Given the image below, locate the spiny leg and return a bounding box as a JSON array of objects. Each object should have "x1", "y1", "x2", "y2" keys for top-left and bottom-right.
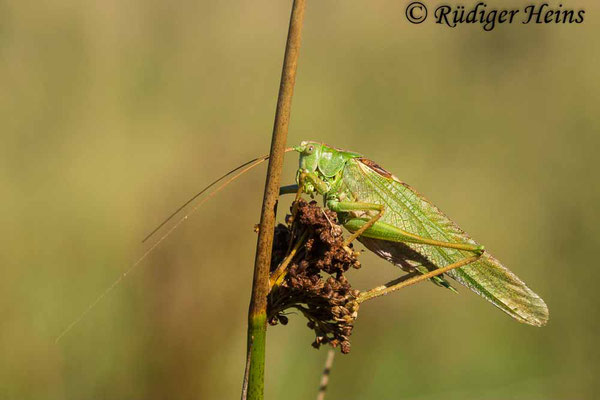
[
  {"x1": 357, "y1": 254, "x2": 483, "y2": 303},
  {"x1": 278, "y1": 174, "x2": 316, "y2": 260},
  {"x1": 344, "y1": 218, "x2": 485, "y2": 255},
  {"x1": 279, "y1": 171, "x2": 321, "y2": 228},
  {"x1": 281, "y1": 172, "x2": 330, "y2": 251}
]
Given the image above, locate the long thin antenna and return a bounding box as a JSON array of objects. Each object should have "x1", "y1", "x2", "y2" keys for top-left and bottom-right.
[
  {"x1": 142, "y1": 155, "x2": 267, "y2": 243},
  {"x1": 56, "y1": 149, "x2": 295, "y2": 343}
]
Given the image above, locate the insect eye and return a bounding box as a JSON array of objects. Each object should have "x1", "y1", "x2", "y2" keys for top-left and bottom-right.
[{"x1": 307, "y1": 145, "x2": 315, "y2": 154}]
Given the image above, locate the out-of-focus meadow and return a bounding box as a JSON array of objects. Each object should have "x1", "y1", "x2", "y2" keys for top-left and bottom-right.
[{"x1": 2, "y1": 1, "x2": 599, "y2": 399}]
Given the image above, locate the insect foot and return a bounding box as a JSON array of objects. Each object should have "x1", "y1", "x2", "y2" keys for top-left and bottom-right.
[
  {"x1": 343, "y1": 245, "x2": 361, "y2": 263},
  {"x1": 268, "y1": 200, "x2": 361, "y2": 354}
]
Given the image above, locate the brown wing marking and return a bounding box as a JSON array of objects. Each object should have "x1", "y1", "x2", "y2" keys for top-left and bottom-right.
[{"x1": 357, "y1": 158, "x2": 393, "y2": 179}]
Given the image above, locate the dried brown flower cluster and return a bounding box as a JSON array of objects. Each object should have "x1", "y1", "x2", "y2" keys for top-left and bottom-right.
[{"x1": 267, "y1": 200, "x2": 361, "y2": 354}]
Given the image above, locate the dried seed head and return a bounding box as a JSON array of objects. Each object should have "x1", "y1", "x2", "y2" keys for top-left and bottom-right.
[{"x1": 267, "y1": 200, "x2": 360, "y2": 354}]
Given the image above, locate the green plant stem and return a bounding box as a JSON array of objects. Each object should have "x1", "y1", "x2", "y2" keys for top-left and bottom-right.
[{"x1": 243, "y1": 1, "x2": 306, "y2": 399}]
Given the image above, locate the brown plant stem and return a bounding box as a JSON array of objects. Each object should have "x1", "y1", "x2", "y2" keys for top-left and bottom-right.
[
  {"x1": 316, "y1": 349, "x2": 335, "y2": 400},
  {"x1": 243, "y1": 1, "x2": 307, "y2": 399}
]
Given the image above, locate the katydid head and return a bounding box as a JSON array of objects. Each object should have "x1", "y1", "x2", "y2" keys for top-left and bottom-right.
[
  {"x1": 294, "y1": 140, "x2": 321, "y2": 173},
  {"x1": 294, "y1": 141, "x2": 361, "y2": 195}
]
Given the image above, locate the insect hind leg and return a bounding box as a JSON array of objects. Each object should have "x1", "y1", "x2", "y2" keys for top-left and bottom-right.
[
  {"x1": 343, "y1": 218, "x2": 485, "y2": 255},
  {"x1": 357, "y1": 254, "x2": 482, "y2": 303}
]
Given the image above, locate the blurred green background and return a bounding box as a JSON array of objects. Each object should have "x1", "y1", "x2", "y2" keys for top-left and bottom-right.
[{"x1": 2, "y1": 0, "x2": 599, "y2": 399}]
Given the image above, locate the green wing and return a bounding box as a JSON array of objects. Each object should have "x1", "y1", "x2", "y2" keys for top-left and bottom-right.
[{"x1": 339, "y1": 158, "x2": 548, "y2": 326}]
